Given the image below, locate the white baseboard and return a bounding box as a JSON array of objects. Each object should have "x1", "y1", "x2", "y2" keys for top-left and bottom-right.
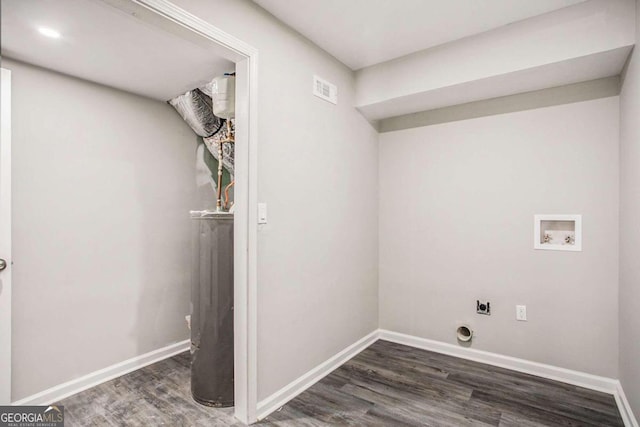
[
  {"x1": 12, "y1": 339, "x2": 190, "y2": 406},
  {"x1": 615, "y1": 381, "x2": 640, "y2": 427},
  {"x1": 256, "y1": 330, "x2": 380, "y2": 420},
  {"x1": 379, "y1": 329, "x2": 618, "y2": 393},
  {"x1": 380, "y1": 329, "x2": 639, "y2": 427},
  {"x1": 12, "y1": 329, "x2": 638, "y2": 427}
]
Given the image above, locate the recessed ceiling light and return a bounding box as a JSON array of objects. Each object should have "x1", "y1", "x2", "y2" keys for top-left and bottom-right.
[{"x1": 38, "y1": 27, "x2": 61, "y2": 39}]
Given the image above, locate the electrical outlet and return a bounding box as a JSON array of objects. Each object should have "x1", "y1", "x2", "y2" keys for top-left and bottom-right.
[
  {"x1": 516, "y1": 305, "x2": 527, "y2": 321},
  {"x1": 476, "y1": 300, "x2": 490, "y2": 315}
]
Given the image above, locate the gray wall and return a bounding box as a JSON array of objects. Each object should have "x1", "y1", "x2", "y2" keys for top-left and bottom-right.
[
  {"x1": 378, "y1": 77, "x2": 621, "y2": 133},
  {"x1": 5, "y1": 59, "x2": 197, "y2": 400},
  {"x1": 379, "y1": 97, "x2": 620, "y2": 377},
  {"x1": 619, "y1": 0, "x2": 640, "y2": 417},
  {"x1": 170, "y1": 0, "x2": 379, "y2": 401}
]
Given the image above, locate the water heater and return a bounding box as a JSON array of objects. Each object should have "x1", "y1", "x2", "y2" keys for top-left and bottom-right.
[{"x1": 211, "y1": 74, "x2": 236, "y2": 120}]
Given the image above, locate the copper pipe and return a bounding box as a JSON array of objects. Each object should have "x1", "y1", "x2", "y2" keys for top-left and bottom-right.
[
  {"x1": 216, "y1": 140, "x2": 224, "y2": 211},
  {"x1": 215, "y1": 120, "x2": 235, "y2": 212},
  {"x1": 224, "y1": 180, "x2": 235, "y2": 210}
]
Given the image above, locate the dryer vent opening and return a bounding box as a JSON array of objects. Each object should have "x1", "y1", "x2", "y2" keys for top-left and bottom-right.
[{"x1": 457, "y1": 325, "x2": 473, "y2": 342}]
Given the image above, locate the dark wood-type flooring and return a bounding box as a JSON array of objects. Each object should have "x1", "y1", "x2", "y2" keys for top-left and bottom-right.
[{"x1": 58, "y1": 340, "x2": 624, "y2": 426}]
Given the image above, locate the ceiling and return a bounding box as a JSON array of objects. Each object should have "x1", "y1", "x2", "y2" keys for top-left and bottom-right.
[
  {"x1": 0, "y1": 0, "x2": 235, "y2": 101},
  {"x1": 253, "y1": 0, "x2": 587, "y2": 70}
]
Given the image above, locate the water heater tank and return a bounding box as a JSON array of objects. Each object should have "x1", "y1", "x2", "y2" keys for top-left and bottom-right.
[
  {"x1": 190, "y1": 211, "x2": 234, "y2": 407},
  {"x1": 211, "y1": 74, "x2": 236, "y2": 120}
]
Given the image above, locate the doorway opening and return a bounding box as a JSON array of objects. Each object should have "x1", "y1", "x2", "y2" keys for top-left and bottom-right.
[{"x1": 0, "y1": 0, "x2": 258, "y2": 423}]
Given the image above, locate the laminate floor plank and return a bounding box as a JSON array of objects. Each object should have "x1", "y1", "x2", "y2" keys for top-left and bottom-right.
[
  {"x1": 447, "y1": 371, "x2": 620, "y2": 421},
  {"x1": 340, "y1": 358, "x2": 474, "y2": 400},
  {"x1": 446, "y1": 368, "x2": 622, "y2": 426},
  {"x1": 498, "y1": 410, "x2": 553, "y2": 427},
  {"x1": 339, "y1": 382, "x2": 498, "y2": 427},
  {"x1": 333, "y1": 367, "x2": 481, "y2": 422},
  {"x1": 57, "y1": 352, "x2": 241, "y2": 427},
  {"x1": 267, "y1": 341, "x2": 623, "y2": 427},
  {"x1": 58, "y1": 339, "x2": 624, "y2": 426},
  {"x1": 469, "y1": 389, "x2": 611, "y2": 427}
]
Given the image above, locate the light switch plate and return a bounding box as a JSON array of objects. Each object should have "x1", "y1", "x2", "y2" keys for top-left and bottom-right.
[
  {"x1": 516, "y1": 305, "x2": 527, "y2": 321},
  {"x1": 258, "y1": 203, "x2": 267, "y2": 224}
]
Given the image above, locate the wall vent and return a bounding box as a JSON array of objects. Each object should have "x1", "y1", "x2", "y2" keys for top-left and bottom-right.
[{"x1": 313, "y1": 75, "x2": 337, "y2": 105}]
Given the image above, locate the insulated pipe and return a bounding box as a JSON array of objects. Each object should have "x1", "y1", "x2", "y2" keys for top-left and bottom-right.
[
  {"x1": 216, "y1": 121, "x2": 234, "y2": 212},
  {"x1": 224, "y1": 180, "x2": 235, "y2": 210}
]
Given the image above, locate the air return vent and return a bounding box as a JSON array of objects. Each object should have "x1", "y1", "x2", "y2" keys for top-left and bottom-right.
[{"x1": 313, "y1": 75, "x2": 337, "y2": 105}]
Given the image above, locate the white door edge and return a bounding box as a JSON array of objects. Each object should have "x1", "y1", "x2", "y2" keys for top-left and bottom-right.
[{"x1": 0, "y1": 67, "x2": 13, "y2": 405}]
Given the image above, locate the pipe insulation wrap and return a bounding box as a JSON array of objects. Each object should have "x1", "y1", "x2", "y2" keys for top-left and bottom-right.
[{"x1": 169, "y1": 88, "x2": 224, "y2": 138}]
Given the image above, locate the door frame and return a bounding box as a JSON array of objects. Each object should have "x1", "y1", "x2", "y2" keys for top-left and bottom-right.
[
  {"x1": 102, "y1": 1, "x2": 259, "y2": 423},
  {"x1": 0, "y1": 67, "x2": 13, "y2": 405}
]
